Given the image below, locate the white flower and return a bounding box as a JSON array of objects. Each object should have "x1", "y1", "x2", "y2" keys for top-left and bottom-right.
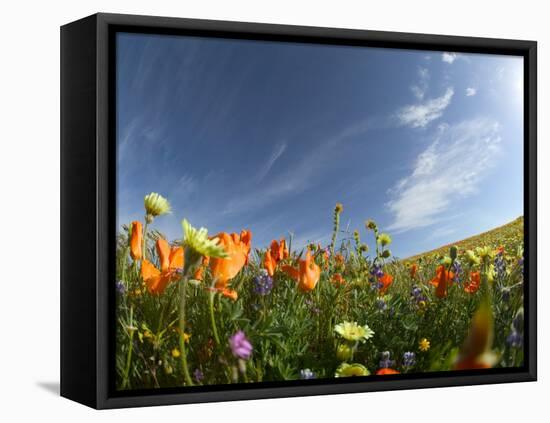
[
  {"x1": 334, "y1": 321, "x2": 374, "y2": 343},
  {"x1": 181, "y1": 219, "x2": 227, "y2": 258},
  {"x1": 144, "y1": 192, "x2": 171, "y2": 217}
]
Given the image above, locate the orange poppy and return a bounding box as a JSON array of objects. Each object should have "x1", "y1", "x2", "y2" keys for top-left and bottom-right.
[
  {"x1": 263, "y1": 250, "x2": 277, "y2": 277},
  {"x1": 270, "y1": 239, "x2": 289, "y2": 262},
  {"x1": 240, "y1": 229, "x2": 252, "y2": 264},
  {"x1": 410, "y1": 263, "x2": 418, "y2": 279},
  {"x1": 263, "y1": 238, "x2": 289, "y2": 276},
  {"x1": 321, "y1": 249, "x2": 330, "y2": 270},
  {"x1": 220, "y1": 287, "x2": 238, "y2": 301},
  {"x1": 332, "y1": 273, "x2": 345, "y2": 286},
  {"x1": 378, "y1": 273, "x2": 393, "y2": 294},
  {"x1": 141, "y1": 238, "x2": 184, "y2": 295},
  {"x1": 281, "y1": 251, "x2": 321, "y2": 292},
  {"x1": 464, "y1": 271, "x2": 481, "y2": 294},
  {"x1": 376, "y1": 368, "x2": 400, "y2": 375},
  {"x1": 193, "y1": 256, "x2": 210, "y2": 281},
  {"x1": 430, "y1": 265, "x2": 455, "y2": 298},
  {"x1": 210, "y1": 231, "x2": 250, "y2": 289},
  {"x1": 334, "y1": 253, "x2": 345, "y2": 269},
  {"x1": 130, "y1": 221, "x2": 143, "y2": 260}
]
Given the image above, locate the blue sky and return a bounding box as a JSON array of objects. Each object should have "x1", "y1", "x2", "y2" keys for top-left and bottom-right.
[{"x1": 116, "y1": 33, "x2": 524, "y2": 258}]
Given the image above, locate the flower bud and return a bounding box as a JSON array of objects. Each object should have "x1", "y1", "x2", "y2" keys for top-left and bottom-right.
[
  {"x1": 381, "y1": 249, "x2": 391, "y2": 259},
  {"x1": 336, "y1": 343, "x2": 353, "y2": 361},
  {"x1": 365, "y1": 219, "x2": 378, "y2": 231},
  {"x1": 465, "y1": 250, "x2": 480, "y2": 266},
  {"x1": 450, "y1": 245, "x2": 458, "y2": 260}
]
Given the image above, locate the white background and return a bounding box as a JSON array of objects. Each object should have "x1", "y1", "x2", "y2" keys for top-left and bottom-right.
[{"x1": 0, "y1": 0, "x2": 547, "y2": 421}]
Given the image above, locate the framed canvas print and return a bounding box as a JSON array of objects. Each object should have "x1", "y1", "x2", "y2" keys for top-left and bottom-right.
[{"x1": 60, "y1": 13, "x2": 537, "y2": 409}]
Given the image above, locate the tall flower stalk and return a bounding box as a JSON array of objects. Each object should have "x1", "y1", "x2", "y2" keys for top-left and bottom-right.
[
  {"x1": 121, "y1": 306, "x2": 135, "y2": 389},
  {"x1": 178, "y1": 275, "x2": 193, "y2": 386},
  {"x1": 179, "y1": 219, "x2": 228, "y2": 380},
  {"x1": 330, "y1": 203, "x2": 343, "y2": 256}
]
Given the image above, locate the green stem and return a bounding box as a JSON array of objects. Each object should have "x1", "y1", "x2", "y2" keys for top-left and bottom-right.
[
  {"x1": 178, "y1": 278, "x2": 193, "y2": 386},
  {"x1": 122, "y1": 306, "x2": 135, "y2": 389},
  {"x1": 158, "y1": 289, "x2": 176, "y2": 333},
  {"x1": 209, "y1": 290, "x2": 221, "y2": 345},
  {"x1": 142, "y1": 220, "x2": 149, "y2": 261}
]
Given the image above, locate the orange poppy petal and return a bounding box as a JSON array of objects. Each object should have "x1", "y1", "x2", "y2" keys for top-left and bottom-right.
[
  {"x1": 210, "y1": 232, "x2": 247, "y2": 287},
  {"x1": 263, "y1": 250, "x2": 276, "y2": 276},
  {"x1": 130, "y1": 221, "x2": 143, "y2": 260},
  {"x1": 156, "y1": 238, "x2": 171, "y2": 272},
  {"x1": 376, "y1": 368, "x2": 400, "y2": 375},
  {"x1": 169, "y1": 246, "x2": 184, "y2": 270},
  {"x1": 221, "y1": 288, "x2": 238, "y2": 301},
  {"x1": 141, "y1": 259, "x2": 161, "y2": 280},
  {"x1": 281, "y1": 264, "x2": 300, "y2": 281},
  {"x1": 149, "y1": 273, "x2": 175, "y2": 295},
  {"x1": 298, "y1": 251, "x2": 321, "y2": 291}
]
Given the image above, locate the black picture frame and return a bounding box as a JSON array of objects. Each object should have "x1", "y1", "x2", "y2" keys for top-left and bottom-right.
[{"x1": 60, "y1": 12, "x2": 537, "y2": 409}]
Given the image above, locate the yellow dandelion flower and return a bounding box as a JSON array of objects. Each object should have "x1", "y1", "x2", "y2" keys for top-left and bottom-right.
[
  {"x1": 171, "y1": 348, "x2": 181, "y2": 358},
  {"x1": 419, "y1": 338, "x2": 431, "y2": 352}
]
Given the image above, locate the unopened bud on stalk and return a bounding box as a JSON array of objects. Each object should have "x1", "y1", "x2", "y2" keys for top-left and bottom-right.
[{"x1": 450, "y1": 245, "x2": 458, "y2": 260}]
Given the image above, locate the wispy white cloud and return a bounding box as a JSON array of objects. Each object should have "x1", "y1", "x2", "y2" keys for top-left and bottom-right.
[
  {"x1": 386, "y1": 118, "x2": 501, "y2": 233},
  {"x1": 465, "y1": 87, "x2": 477, "y2": 97},
  {"x1": 256, "y1": 142, "x2": 287, "y2": 182},
  {"x1": 222, "y1": 118, "x2": 373, "y2": 216},
  {"x1": 410, "y1": 67, "x2": 430, "y2": 100},
  {"x1": 442, "y1": 52, "x2": 458, "y2": 64},
  {"x1": 396, "y1": 87, "x2": 454, "y2": 128}
]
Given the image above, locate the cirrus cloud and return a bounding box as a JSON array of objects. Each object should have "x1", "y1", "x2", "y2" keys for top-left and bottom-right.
[
  {"x1": 386, "y1": 118, "x2": 502, "y2": 233},
  {"x1": 396, "y1": 87, "x2": 454, "y2": 128}
]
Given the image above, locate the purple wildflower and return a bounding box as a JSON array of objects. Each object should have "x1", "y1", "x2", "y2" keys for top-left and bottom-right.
[
  {"x1": 193, "y1": 368, "x2": 204, "y2": 383},
  {"x1": 116, "y1": 280, "x2": 126, "y2": 295},
  {"x1": 305, "y1": 298, "x2": 320, "y2": 314},
  {"x1": 506, "y1": 330, "x2": 523, "y2": 348},
  {"x1": 452, "y1": 260, "x2": 463, "y2": 284},
  {"x1": 300, "y1": 369, "x2": 316, "y2": 380},
  {"x1": 411, "y1": 285, "x2": 426, "y2": 304},
  {"x1": 494, "y1": 252, "x2": 506, "y2": 280},
  {"x1": 229, "y1": 330, "x2": 253, "y2": 360},
  {"x1": 370, "y1": 264, "x2": 384, "y2": 279},
  {"x1": 376, "y1": 298, "x2": 388, "y2": 311},
  {"x1": 403, "y1": 351, "x2": 416, "y2": 367},
  {"x1": 379, "y1": 351, "x2": 395, "y2": 369},
  {"x1": 253, "y1": 270, "x2": 273, "y2": 295},
  {"x1": 411, "y1": 285, "x2": 422, "y2": 298}
]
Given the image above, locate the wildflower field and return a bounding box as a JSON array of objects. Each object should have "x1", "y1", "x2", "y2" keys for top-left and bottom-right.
[{"x1": 115, "y1": 194, "x2": 525, "y2": 390}]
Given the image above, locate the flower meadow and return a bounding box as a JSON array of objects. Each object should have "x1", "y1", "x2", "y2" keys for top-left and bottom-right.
[{"x1": 115, "y1": 193, "x2": 525, "y2": 390}]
